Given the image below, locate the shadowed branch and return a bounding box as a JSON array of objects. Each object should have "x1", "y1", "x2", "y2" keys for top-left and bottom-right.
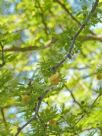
[{"x1": 51, "y1": 0, "x2": 99, "y2": 72}]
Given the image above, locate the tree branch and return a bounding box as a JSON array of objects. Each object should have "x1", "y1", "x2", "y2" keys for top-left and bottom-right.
[
  {"x1": 3, "y1": 38, "x2": 56, "y2": 52},
  {"x1": 1, "y1": 34, "x2": 101, "y2": 53},
  {"x1": 54, "y1": 0, "x2": 95, "y2": 35},
  {"x1": 51, "y1": 0, "x2": 99, "y2": 72},
  {"x1": 80, "y1": 34, "x2": 102, "y2": 42}
]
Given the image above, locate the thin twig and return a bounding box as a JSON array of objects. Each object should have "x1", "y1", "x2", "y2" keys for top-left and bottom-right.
[
  {"x1": 91, "y1": 94, "x2": 101, "y2": 107},
  {"x1": 82, "y1": 127, "x2": 98, "y2": 132},
  {"x1": 64, "y1": 84, "x2": 82, "y2": 109},
  {"x1": 74, "y1": 92, "x2": 101, "y2": 127},
  {"x1": 54, "y1": 0, "x2": 80, "y2": 25},
  {"x1": 82, "y1": 71, "x2": 98, "y2": 79},
  {"x1": 51, "y1": 0, "x2": 99, "y2": 72},
  {"x1": 15, "y1": 85, "x2": 55, "y2": 136},
  {"x1": 37, "y1": 114, "x2": 47, "y2": 132},
  {"x1": 54, "y1": 0, "x2": 95, "y2": 35},
  {"x1": 0, "y1": 108, "x2": 8, "y2": 132},
  {"x1": 37, "y1": 1, "x2": 49, "y2": 35},
  {"x1": 0, "y1": 44, "x2": 5, "y2": 67},
  {"x1": 74, "y1": 114, "x2": 85, "y2": 126},
  {"x1": 69, "y1": 65, "x2": 90, "y2": 70}
]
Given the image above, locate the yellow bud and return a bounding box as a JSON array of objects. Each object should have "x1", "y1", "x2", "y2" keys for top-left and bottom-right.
[
  {"x1": 96, "y1": 73, "x2": 102, "y2": 80},
  {"x1": 48, "y1": 72, "x2": 60, "y2": 85},
  {"x1": 21, "y1": 95, "x2": 30, "y2": 104},
  {"x1": 49, "y1": 119, "x2": 57, "y2": 126}
]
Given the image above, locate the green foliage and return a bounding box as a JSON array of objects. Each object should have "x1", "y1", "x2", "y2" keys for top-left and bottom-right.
[{"x1": 0, "y1": 0, "x2": 102, "y2": 136}]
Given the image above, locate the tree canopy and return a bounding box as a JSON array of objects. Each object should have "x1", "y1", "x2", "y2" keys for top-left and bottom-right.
[{"x1": 0, "y1": 0, "x2": 102, "y2": 136}]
